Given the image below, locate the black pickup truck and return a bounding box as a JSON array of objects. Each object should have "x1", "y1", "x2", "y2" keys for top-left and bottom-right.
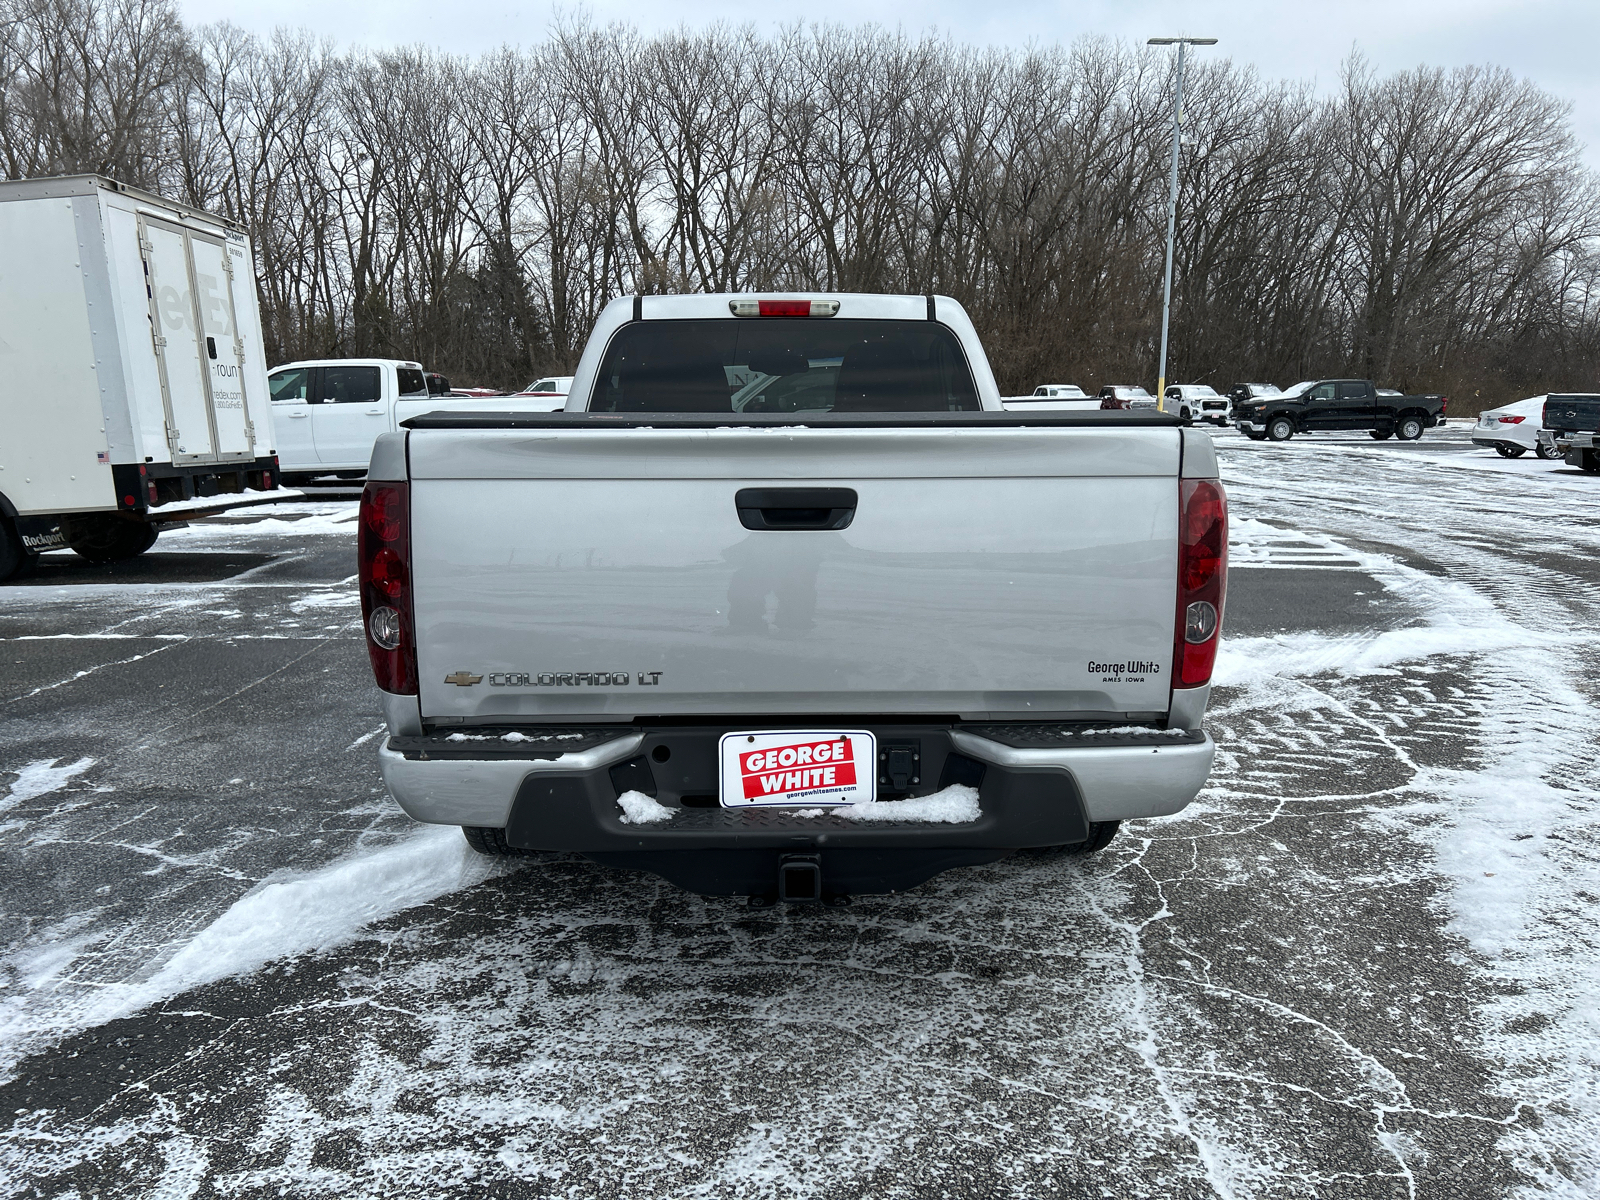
[
  {"x1": 1233, "y1": 379, "x2": 1447, "y2": 442},
  {"x1": 1539, "y1": 394, "x2": 1600, "y2": 472}
]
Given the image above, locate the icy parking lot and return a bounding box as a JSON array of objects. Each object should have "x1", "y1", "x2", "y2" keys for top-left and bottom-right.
[{"x1": 2, "y1": 431, "x2": 1599, "y2": 1199}]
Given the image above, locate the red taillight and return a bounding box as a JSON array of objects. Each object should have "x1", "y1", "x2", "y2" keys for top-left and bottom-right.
[
  {"x1": 1499, "y1": 415, "x2": 1525, "y2": 424},
  {"x1": 370, "y1": 547, "x2": 406, "y2": 598},
  {"x1": 147, "y1": 482, "x2": 158, "y2": 505},
  {"x1": 1174, "y1": 478, "x2": 1228, "y2": 689},
  {"x1": 1440, "y1": 396, "x2": 1449, "y2": 415},
  {"x1": 759, "y1": 300, "x2": 810, "y2": 316},
  {"x1": 358, "y1": 481, "x2": 417, "y2": 695}
]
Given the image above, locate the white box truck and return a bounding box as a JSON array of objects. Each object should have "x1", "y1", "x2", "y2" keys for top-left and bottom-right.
[{"x1": 0, "y1": 174, "x2": 293, "y2": 580}]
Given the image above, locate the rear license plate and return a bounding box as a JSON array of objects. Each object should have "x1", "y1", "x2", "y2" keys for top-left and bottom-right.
[{"x1": 718, "y1": 730, "x2": 877, "y2": 808}]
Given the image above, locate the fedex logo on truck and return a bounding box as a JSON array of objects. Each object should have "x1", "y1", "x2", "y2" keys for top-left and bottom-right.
[{"x1": 740, "y1": 736, "x2": 858, "y2": 801}]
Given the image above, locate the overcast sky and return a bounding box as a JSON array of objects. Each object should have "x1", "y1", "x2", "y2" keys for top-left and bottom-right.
[{"x1": 178, "y1": 0, "x2": 1600, "y2": 166}]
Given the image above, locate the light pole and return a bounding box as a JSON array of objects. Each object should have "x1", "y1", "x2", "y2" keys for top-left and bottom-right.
[{"x1": 1148, "y1": 36, "x2": 1216, "y2": 412}]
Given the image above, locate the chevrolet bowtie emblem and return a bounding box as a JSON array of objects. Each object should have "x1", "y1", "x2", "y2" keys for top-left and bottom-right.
[{"x1": 444, "y1": 672, "x2": 483, "y2": 687}]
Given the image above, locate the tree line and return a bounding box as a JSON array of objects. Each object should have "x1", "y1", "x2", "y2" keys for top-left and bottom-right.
[{"x1": 4, "y1": 0, "x2": 1599, "y2": 406}]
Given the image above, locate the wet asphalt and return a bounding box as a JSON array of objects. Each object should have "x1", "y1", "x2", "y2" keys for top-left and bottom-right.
[{"x1": 1, "y1": 432, "x2": 1597, "y2": 1198}]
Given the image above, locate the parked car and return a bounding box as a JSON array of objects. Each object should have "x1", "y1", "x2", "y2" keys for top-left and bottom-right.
[
  {"x1": 366, "y1": 292, "x2": 1223, "y2": 902},
  {"x1": 1165, "y1": 384, "x2": 1227, "y2": 425},
  {"x1": 1, "y1": 175, "x2": 286, "y2": 581},
  {"x1": 1538, "y1": 394, "x2": 1600, "y2": 471},
  {"x1": 1233, "y1": 379, "x2": 1447, "y2": 442},
  {"x1": 1473, "y1": 396, "x2": 1561, "y2": 459},
  {"x1": 1001, "y1": 384, "x2": 1097, "y2": 411},
  {"x1": 1098, "y1": 385, "x2": 1158, "y2": 411}
]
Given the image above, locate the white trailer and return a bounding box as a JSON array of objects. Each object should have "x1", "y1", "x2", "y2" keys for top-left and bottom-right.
[{"x1": 0, "y1": 175, "x2": 293, "y2": 580}]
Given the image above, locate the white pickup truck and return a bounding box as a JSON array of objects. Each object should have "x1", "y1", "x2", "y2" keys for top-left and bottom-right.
[
  {"x1": 269, "y1": 359, "x2": 575, "y2": 477},
  {"x1": 268, "y1": 359, "x2": 437, "y2": 478},
  {"x1": 361, "y1": 293, "x2": 1226, "y2": 903}
]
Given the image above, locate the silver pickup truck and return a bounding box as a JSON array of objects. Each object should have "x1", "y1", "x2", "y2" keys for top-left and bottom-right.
[{"x1": 360, "y1": 293, "x2": 1226, "y2": 903}]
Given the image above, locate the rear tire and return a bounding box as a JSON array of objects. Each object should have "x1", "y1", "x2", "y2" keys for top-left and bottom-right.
[
  {"x1": 60, "y1": 516, "x2": 158, "y2": 563},
  {"x1": 1536, "y1": 443, "x2": 1561, "y2": 460},
  {"x1": 1494, "y1": 444, "x2": 1526, "y2": 458},
  {"x1": 1266, "y1": 417, "x2": 1295, "y2": 442},
  {"x1": 1369, "y1": 429, "x2": 1393, "y2": 440},
  {"x1": 1396, "y1": 415, "x2": 1425, "y2": 441},
  {"x1": 1065, "y1": 821, "x2": 1121, "y2": 854},
  {"x1": 1032, "y1": 821, "x2": 1121, "y2": 856},
  {"x1": 0, "y1": 518, "x2": 30, "y2": 582},
  {"x1": 462, "y1": 826, "x2": 538, "y2": 857}
]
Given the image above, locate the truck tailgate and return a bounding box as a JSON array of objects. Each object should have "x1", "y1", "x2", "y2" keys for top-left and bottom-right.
[{"x1": 408, "y1": 425, "x2": 1181, "y2": 721}]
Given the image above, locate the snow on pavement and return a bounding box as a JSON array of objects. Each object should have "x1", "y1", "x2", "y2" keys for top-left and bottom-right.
[
  {"x1": 1217, "y1": 443, "x2": 1600, "y2": 1197},
  {"x1": 0, "y1": 822, "x2": 513, "y2": 1078},
  {"x1": 1, "y1": 757, "x2": 96, "y2": 809},
  {"x1": 1, "y1": 454, "x2": 1598, "y2": 1197}
]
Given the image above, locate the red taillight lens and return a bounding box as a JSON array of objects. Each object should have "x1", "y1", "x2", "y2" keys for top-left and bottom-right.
[
  {"x1": 759, "y1": 300, "x2": 810, "y2": 316},
  {"x1": 1174, "y1": 478, "x2": 1228, "y2": 688},
  {"x1": 1440, "y1": 396, "x2": 1449, "y2": 415},
  {"x1": 1499, "y1": 415, "x2": 1525, "y2": 424},
  {"x1": 370, "y1": 547, "x2": 406, "y2": 598},
  {"x1": 358, "y1": 481, "x2": 417, "y2": 695},
  {"x1": 363, "y1": 485, "x2": 405, "y2": 541}
]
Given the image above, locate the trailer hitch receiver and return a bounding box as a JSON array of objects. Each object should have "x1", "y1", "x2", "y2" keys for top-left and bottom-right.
[{"x1": 778, "y1": 854, "x2": 821, "y2": 902}]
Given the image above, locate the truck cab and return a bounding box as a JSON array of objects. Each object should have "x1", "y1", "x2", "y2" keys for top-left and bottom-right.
[{"x1": 268, "y1": 359, "x2": 431, "y2": 475}]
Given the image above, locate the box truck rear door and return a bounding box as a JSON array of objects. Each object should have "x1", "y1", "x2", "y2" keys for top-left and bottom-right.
[
  {"x1": 141, "y1": 216, "x2": 218, "y2": 462},
  {"x1": 189, "y1": 234, "x2": 254, "y2": 459}
]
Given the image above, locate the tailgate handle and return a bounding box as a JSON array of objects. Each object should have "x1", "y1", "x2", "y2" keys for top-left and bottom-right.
[{"x1": 736, "y1": 487, "x2": 856, "y2": 531}]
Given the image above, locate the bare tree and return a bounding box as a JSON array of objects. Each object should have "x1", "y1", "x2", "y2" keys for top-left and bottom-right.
[
  {"x1": 0, "y1": 0, "x2": 190, "y2": 185},
  {"x1": 10, "y1": 14, "x2": 1598, "y2": 399}
]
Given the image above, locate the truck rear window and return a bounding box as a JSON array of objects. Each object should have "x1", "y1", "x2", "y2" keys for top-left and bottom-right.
[{"x1": 590, "y1": 319, "x2": 981, "y2": 413}]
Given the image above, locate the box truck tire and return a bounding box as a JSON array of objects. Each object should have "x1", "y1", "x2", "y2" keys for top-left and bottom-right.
[
  {"x1": 0, "y1": 519, "x2": 29, "y2": 582},
  {"x1": 60, "y1": 515, "x2": 158, "y2": 563}
]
